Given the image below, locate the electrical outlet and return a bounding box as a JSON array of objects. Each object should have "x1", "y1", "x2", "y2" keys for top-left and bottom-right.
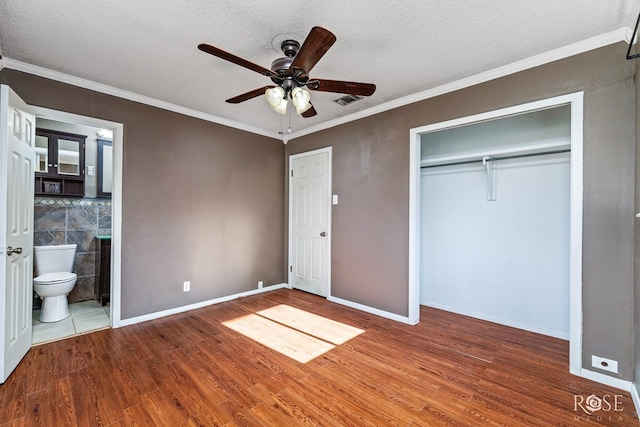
[
  {"x1": 183, "y1": 281, "x2": 190, "y2": 292},
  {"x1": 258, "y1": 280, "x2": 264, "y2": 289},
  {"x1": 591, "y1": 355, "x2": 618, "y2": 373}
]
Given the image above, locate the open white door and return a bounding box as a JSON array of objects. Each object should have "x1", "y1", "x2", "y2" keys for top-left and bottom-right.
[
  {"x1": 0, "y1": 85, "x2": 35, "y2": 383},
  {"x1": 289, "y1": 148, "x2": 331, "y2": 297}
]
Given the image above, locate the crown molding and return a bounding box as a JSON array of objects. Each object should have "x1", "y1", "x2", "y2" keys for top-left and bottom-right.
[
  {"x1": 286, "y1": 27, "x2": 629, "y2": 141},
  {"x1": 1, "y1": 58, "x2": 282, "y2": 140},
  {"x1": 0, "y1": 27, "x2": 630, "y2": 143}
]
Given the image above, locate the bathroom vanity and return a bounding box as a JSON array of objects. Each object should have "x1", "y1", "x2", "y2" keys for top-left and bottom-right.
[{"x1": 95, "y1": 236, "x2": 111, "y2": 306}]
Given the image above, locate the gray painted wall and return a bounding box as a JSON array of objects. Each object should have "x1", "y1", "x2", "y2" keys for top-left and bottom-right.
[
  {"x1": 287, "y1": 42, "x2": 636, "y2": 380},
  {"x1": 0, "y1": 69, "x2": 286, "y2": 319}
]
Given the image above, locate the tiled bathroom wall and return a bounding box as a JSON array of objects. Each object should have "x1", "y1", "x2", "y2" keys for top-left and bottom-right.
[{"x1": 34, "y1": 197, "x2": 112, "y2": 305}]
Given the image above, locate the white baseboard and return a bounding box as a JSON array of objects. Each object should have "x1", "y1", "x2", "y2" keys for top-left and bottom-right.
[
  {"x1": 118, "y1": 284, "x2": 288, "y2": 327},
  {"x1": 579, "y1": 370, "x2": 638, "y2": 418},
  {"x1": 421, "y1": 300, "x2": 569, "y2": 340},
  {"x1": 328, "y1": 295, "x2": 416, "y2": 325},
  {"x1": 631, "y1": 383, "x2": 640, "y2": 421},
  {"x1": 579, "y1": 368, "x2": 632, "y2": 392}
]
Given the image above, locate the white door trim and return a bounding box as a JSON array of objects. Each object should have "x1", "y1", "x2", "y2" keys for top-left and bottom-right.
[
  {"x1": 30, "y1": 107, "x2": 124, "y2": 329},
  {"x1": 409, "y1": 91, "x2": 584, "y2": 374},
  {"x1": 288, "y1": 147, "x2": 332, "y2": 297}
]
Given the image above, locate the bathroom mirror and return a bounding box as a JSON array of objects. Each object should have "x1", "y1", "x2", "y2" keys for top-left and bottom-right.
[
  {"x1": 97, "y1": 139, "x2": 112, "y2": 198},
  {"x1": 34, "y1": 134, "x2": 49, "y2": 173},
  {"x1": 57, "y1": 138, "x2": 81, "y2": 176}
]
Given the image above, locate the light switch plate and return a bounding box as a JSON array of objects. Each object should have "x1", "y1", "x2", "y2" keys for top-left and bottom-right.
[{"x1": 332, "y1": 195, "x2": 338, "y2": 205}]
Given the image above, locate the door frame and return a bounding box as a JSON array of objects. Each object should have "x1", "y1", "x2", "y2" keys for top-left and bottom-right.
[
  {"x1": 288, "y1": 147, "x2": 333, "y2": 297},
  {"x1": 409, "y1": 92, "x2": 584, "y2": 375},
  {"x1": 30, "y1": 106, "x2": 124, "y2": 328}
]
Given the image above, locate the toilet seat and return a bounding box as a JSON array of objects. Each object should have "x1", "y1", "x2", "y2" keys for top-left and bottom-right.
[{"x1": 34, "y1": 272, "x2": 77, "y2": 285}]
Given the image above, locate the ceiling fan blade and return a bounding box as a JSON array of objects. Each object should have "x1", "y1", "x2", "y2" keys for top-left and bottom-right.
[
  {"x1": 301, "y1": 103, "x2": 317, "y2": 118},
  {"x1": 198, "y1": 43, "x2": 277, "y2": 78},
  {"x1": 308, "y1": 79, "x2": 376, "y2": 96},
  {"x1": 226, "y1": 86, "x2": 274, "y2": 104},
  {"x1": 290, "y1": 27, "x2": 336, "y2": 74}
]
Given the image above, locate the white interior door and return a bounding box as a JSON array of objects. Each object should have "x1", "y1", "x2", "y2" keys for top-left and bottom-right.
[
  {"x1": 0, "y1": 85, "x2": 35, "y2": 383},
  {"x1": 289, "y1": 148, "x2": 331, "y2": 297}
]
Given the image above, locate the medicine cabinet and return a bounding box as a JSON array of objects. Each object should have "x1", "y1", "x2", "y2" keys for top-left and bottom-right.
[{"x1": 34, "y1": 128, "x2": 86, "y2": 196}]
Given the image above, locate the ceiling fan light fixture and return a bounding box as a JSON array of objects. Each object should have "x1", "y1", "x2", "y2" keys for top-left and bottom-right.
[
  {"x1": 265, "y1": 86, "x2": 285, "y2": 108},
  {"x1": 276, "y1": 99, "x2": 288, "y2": 114},
  {"x1": 291, "y1": 87, "x2": 312, "y2": 114},
  {"x1": 271, "y1": 97, "x2": 288, "y2": 114}
]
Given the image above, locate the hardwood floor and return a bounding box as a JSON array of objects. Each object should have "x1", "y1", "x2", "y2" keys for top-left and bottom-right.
[{"x1": 0, "y1": 289, "x2": 637, "y2": 426}]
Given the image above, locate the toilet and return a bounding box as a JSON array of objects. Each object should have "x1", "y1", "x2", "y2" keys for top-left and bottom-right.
[{"x1": 33, "y1": 244, "x2": 78, "y2": 323}]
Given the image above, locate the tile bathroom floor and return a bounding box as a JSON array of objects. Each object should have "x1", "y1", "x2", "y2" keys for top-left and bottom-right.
[{"x1": 32, "y1": 300, "x2": 110, "y2": 345}]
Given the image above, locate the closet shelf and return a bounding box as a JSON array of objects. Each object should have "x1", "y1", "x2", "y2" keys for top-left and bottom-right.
[{"x1": 420, "y1": 140, "x2": 570, "y2": 168}]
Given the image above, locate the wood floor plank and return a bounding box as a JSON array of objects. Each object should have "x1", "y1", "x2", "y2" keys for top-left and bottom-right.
[
  {"x1": 121, "y1": 388, "x2": 190, "y2": 426},
  {"x1": 299, "y1": 372, "x2": 390, "y2": 427},
  {"x1": 321, "y1": 350, "x2": 431, "y2": 411},
  {"x1": 68, "y1": 365, "x2": 129, "y2": 426},
  {"x1": 262, "y1": 371, "x2": 380, "y2": 427},
  {"x1": 24, "y1": 376, "x2": 76, "y2": 427},
  {"x1": 189, "y1": 342, "x2": 264, "y2": 409},
  {"x1": 215, "y1": 399, "x2": 262, "y2": 427},
  {"x1": 309, "y1": 361, "x2": 426, "y2": 426},
  {"x1": 0, "y1": 289, "x2": 637, "y2": 426},
  {"x1": 247, "y1": 383, "x2": 312, "y2": 426},
  {"x1": 163, "y1": 349, "x2": 230, "y2": 407},
  {"x1": 0, "y1": 365, "x2": 25, "y2": 424}
]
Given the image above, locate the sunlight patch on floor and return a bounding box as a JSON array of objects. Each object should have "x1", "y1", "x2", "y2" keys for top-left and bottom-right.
[
  {"x1": 221, "y1": 304, "x2": 365, "y2": 363},
  {"x1": 257, "y1": 304, "x2": 365, "y2": 345},
  {"x1": 222, "y1": 313, "x2": 334, "y2": 363}
]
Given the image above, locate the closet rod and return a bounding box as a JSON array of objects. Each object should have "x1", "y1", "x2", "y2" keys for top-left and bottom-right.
[{"x1": 420, "y1": 149, "x2": 571, "y2": 169}]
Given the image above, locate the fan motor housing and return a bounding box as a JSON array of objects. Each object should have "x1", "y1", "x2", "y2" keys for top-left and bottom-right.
[
  {"x1": 270, "y1": 58, "x2": 309, "y2": 88},
  {"x1": 271, "y1": 38, "x2": 300, "y2": 73},
  {"x1": 280, "y1": 39, "x2": 300, "y2": 57},
  {"x1": 271, "y1": 57, "x2": 293, "y2": 73}
]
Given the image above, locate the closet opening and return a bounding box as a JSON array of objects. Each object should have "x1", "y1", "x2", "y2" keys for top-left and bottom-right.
[{"x1": 408, "y1": 92, "x2": 584, "y2": 374}]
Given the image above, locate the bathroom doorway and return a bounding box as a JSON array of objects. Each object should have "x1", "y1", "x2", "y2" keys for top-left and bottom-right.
[
  {"x1": 32, "y1": 118, "x2": 113, "y2": 343},
  {"x1": 29, "y1": 107, "x2": 123, "y2": 344}
]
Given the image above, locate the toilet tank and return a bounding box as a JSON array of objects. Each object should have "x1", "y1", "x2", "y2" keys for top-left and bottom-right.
[{"x1": 34, "y1": 244, "x2": 77, "y2": 275}]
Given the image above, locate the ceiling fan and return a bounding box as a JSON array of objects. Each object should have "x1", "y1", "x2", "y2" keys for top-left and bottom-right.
[{"x1": 198, "y1": 26, "x2": 376, "y2": 118}]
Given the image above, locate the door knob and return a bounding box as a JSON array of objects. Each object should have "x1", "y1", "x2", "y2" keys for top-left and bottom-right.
[
  {"x1": 7, "y1": 246, "x2": 22, "y2": 256},
  {"x1": 320, "y1": 232, "x2": 327, "y2": 237}
]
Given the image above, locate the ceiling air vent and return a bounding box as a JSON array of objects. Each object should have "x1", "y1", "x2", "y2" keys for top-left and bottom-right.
[{"x1": 334, "y1": 94, "x2": 363, "y2": 106}]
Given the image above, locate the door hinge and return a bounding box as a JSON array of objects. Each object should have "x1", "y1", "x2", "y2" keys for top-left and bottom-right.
[
  {"x1": 290, "y1": 170, "x2": 293, "y2": 177},
  {"x1": 289, "y1": 266, "x2": 293, "y2": 272}
]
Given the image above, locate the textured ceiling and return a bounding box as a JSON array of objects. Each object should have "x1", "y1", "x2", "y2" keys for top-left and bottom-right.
[{"x1": 0, "y1": 1, "x2": 638, "y2": 139}]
